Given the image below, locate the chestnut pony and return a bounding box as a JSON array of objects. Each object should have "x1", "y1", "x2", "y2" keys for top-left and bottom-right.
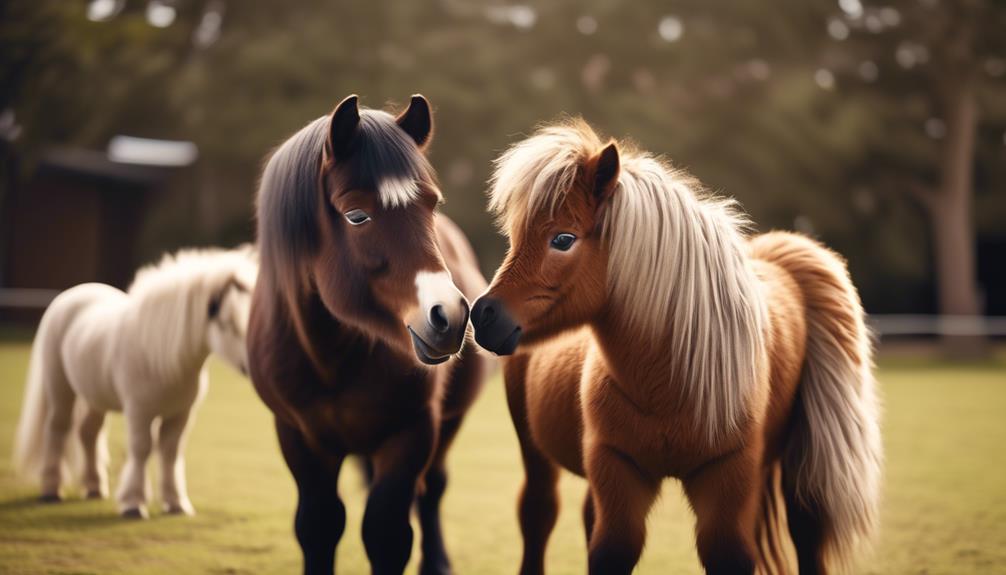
[
  {"x1": 249, "y1": 95, "x2": 487, "y2": 575},
  {"x1": 471, "y1": 120, "x2": 882, "y2": 574}
]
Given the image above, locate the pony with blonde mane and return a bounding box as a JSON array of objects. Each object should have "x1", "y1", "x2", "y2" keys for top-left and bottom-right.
[
  {"x1": 471, "y1": 119, "x2": 882, "y2": 574},
  {"x1": 14, "y1": 246, "x2": 258, "y2": 518}
]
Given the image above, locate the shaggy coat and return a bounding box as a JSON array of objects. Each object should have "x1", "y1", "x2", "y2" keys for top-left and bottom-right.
[
  {"x1": 14, "y1": 247, "x2": 257, "y2": 518},
  {"x1": 471, "y1": 120, "x2": 882, "y2": 574}
]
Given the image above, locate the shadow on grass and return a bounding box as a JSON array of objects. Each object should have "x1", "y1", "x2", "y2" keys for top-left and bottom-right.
[
  {"x1": 41, "y1": 511, "x2": 126, "y2": 530},
  {"x1": 0, "y1": 494, "x2": 48, "y2": 511},
  {"x1": 0, "y1": 495, "x2": 124, "y2": 530}
]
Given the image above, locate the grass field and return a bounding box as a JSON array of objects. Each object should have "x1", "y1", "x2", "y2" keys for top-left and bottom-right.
[{"x1": 0, "y1": 341, "x2": 1004, "y2": 574}]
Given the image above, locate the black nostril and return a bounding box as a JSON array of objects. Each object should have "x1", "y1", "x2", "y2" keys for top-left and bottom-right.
[
  {"x1": 470, "y1": 296, "x2": 520, "y2": 355},
  {"x1": 471, "y1": 297, "x2": 497, "y2": 330},
  {"x1": 429, "y1": 304, "x2": 450, "y2": 333}
]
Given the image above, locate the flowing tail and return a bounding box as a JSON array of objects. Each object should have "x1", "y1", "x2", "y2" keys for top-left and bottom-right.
[
  {"x1": 14, "y1": 301, "x2": 100, "y2": 489},
  {"x1": 753, "y1": 231, "x2": 883, "y2": 572},
  {"x1": 14, "y1": 310, "x2": 58, "y2": 481}
]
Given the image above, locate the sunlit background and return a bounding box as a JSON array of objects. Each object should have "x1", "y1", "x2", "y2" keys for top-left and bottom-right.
[
  {"x1": 3, "y1": 0, "x2": 1005, "y2": 323},
  {"x1": 1, "y1": 1, "x2": 1004, "y2": 573}
]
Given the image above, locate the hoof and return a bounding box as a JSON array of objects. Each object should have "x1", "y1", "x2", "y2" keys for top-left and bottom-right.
[
  {"x1": 164, "y1": 503, "x2": 195, "y2": 516},
  {"x1": 38, "y1": 493, "x2": 61, "y2": 504},
  {"x1": 419, "y1": 559, "x2": 453, "y2": 575},
  {"x1": 85, "y1": 489, "x2": 106, "y2": 500},
  {"x1": 120, "y1": 506, "x2": 149, "y2": 520}
]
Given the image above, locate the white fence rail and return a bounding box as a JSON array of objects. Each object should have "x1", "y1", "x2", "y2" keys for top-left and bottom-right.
[
  {"x1": 2, "y1": 288, "x2": 1005, "y2": 338},
  {"x1": 869, "y1": 315, "x2": 1006, "y2": 337},
  {"x1": 0, "y1": 289, "x2": 61, "y2": 310}
]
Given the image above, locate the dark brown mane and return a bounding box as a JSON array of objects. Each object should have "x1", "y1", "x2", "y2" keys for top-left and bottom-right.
[{"x1": 256, "y1": 115, "x2": 327, "y2": 306}]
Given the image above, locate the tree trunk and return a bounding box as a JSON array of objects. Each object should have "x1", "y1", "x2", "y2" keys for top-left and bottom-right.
[{"x1": 931, "y1": 74, "x2": 984, "y2": 355}]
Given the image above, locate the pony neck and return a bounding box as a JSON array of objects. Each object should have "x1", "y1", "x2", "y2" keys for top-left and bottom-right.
[
  {"x1": 282, "y1": 289, "x2": 377, "y2": 380},
  {"x1": 180, "y1": 310, "x2": 213, "y2": 378},
  {"x1": 589, "y1": 306, "x2": 680, "y2": 411}
]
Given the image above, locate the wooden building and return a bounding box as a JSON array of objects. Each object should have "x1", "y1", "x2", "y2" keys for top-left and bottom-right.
[{"x1": 0, "y1": 139, "x2": 195, "y2": 322}]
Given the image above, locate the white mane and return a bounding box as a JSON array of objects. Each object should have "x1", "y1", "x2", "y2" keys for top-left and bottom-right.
[
  {"x1": 127, "y1": 246, "x2": 258, "y2": 380},
  {"x1": 490, "y1": 120, "x2": 769, "y2": 441}
]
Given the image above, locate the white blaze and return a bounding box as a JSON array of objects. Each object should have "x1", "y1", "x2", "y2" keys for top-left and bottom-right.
[
  {"x1": 414, "y1": 270, "x2": 465, "y2": 325},
  {"x1": 379, "y1": 176, "x2": 420, "y2": 208}
]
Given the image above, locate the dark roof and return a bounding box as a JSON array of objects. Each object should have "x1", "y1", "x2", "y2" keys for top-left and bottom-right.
[{"x1": 38, "y1": 147, "x2": 178, "y2": 188}]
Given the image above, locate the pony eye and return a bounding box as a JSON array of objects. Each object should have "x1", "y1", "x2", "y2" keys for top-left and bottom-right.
[
  {"x1": 550, "y1": 233, "x2": 577, "y2": 251},
  {"x1": 344, "y1": 209, "x2": 371, "y2": 225}
]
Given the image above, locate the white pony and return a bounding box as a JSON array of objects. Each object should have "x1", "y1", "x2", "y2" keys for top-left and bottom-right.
[{"x1": 14, "y1": 246, "x2": 258, "y2": 518}]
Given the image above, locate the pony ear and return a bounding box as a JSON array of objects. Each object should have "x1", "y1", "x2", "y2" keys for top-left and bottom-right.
[
  {"x1": 328, "y1": 94, "x2": 360, "y2": 159},
  {"x1": 589, "y1": 141, "x2": 620, "y2": 202},
  {"x1": 396, "y1": 94, "x2": 433, "y2": 148}
]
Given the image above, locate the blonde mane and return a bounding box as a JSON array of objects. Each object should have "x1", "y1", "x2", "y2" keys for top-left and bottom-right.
[
  {"x1": 489, "y1": 119, "x2": 769, "y2": 441},
  {"x1": 127, "y1": 246, "x2": 258, "y2": 380}
]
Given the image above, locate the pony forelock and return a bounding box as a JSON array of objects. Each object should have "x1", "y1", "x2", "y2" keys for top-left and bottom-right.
[
  {"x1": 489, "y1": 118, "x2": 601, "y2": 233},
  {"x1": 357, "y1": 111, "x2": 433, "y2": 209},
  {"x1": 490, "y1": 119, "x2": 769, "y2": 442}
]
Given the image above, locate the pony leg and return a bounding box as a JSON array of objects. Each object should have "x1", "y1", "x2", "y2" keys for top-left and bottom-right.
[
  {"x1": 582, "y1": 490, "x2": 596, "y2": 545},
  {"x1": 40, "y1": 378, "x2": 76, "y2": 502},
  {"x1": 515, "y1": 449, "x2": 559, "y2": 575},
  {"x1": 77, "y1": 405, "x2": 108, "y2": 499},
  {"x1": 781, "y1": 467, "x2": 828, "y2": 575},
  {"x1": 504, "y1": 357, "x2": 560, "y2": 575},
  {"x1": 276, "y1": 418, "x2": 345, "y2": 575},
  {"x1": 159, "y1": 409, "x2": 195, "y2": 515},
  {"x1": 417, "y1": 415, "x2": 463, "y2": 575},
  {"x1": 682, "y1": 448, "x2": 762, "y2": 575},
  {"x1": 363, "y1": 409, "x2": 437, "y2": 575},
  {"x1": 584, "y1": 443, "x2": 660, "y2": 575},
  {"x1": 116, "y1": 410, "x2": 154, "y2": 518}
]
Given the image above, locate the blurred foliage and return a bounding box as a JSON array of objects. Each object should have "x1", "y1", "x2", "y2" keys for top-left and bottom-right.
[{"x1": 1, "y1": 0, "x2": 1005, "y2": 312}]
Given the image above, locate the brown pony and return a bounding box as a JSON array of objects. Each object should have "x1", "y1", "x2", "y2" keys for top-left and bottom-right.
[
  {"x1": 471, "y1": 120, "x2": 882, "y2": 574},
  {"x1": 248, "y1": 95, "x2": 487, "y2": 575}
]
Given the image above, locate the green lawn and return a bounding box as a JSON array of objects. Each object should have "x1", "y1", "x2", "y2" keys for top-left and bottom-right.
[{"x1": 0, "y1": 341, "x2": 1004, "y2": 574}]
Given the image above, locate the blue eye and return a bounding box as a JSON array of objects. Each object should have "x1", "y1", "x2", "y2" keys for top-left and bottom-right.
[
  {"x1": 345, "y1": 209, "x2": 371, "y2": 225},
  {"x1": 550, "y1": 233, "x2": 577, "y2": 251}
]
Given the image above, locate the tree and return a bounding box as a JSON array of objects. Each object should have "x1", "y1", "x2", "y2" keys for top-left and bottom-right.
[
  {"x1": 2, "y1": 0, "x2": 1003, "y2": 326},
  {"x1": 823, "y1": 0, "x2": 1006, "y2": 351}
]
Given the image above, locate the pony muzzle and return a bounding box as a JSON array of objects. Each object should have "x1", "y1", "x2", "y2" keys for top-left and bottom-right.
[
  {"x1": 470, "y1": 295, "x2": 522, "y2": 356},
  {"x1": 407, "y1": 271, "x2": 470, "y2": 365}
]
